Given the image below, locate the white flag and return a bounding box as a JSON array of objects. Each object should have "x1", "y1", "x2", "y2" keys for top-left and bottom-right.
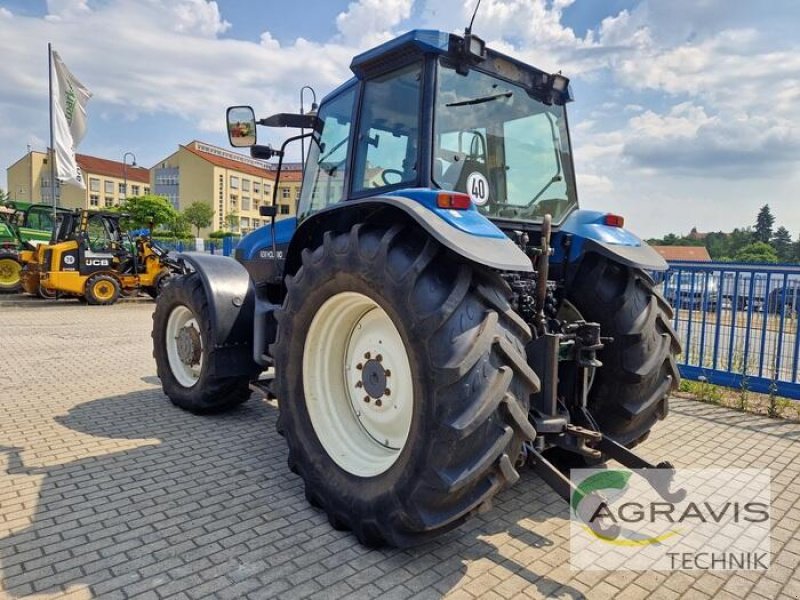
[{"x1": 51, "y1": 49, "x2": 92, "y2": 188}]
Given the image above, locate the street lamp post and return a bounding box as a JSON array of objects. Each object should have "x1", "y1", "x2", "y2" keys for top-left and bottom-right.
[
  {"x1": 299, "y1": 86, "x2": 317, "y2": 173},
  {"x1": 122, "y1": 151, "x2": 137, "y2": 204}
]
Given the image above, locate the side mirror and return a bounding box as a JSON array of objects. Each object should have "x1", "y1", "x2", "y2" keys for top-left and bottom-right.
[
  {"x1": 259, "y1": 205, "x2": 278, "y2": 218},
  {"x1": 226, "y1": 106, "x2": 257, "y2": 147}
]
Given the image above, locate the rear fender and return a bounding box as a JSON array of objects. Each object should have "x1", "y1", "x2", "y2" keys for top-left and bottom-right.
[
  {"x1": 285, "y1": 193, "x2": 532, "y2": 277},
  {"x1": 552, "y1": 210, "x2": 667, "y2": 273},
  {"x1": 176, "y1": 252, "x2": 261, "y2": 377}
]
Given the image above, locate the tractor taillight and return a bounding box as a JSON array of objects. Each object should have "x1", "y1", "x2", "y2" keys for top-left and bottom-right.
[
  {"x1": 604, "y1": 214, "x2": 625, "y2": 227},
  {"x1": 436, "y1": 192, "x2": 471, "y2": 210}
]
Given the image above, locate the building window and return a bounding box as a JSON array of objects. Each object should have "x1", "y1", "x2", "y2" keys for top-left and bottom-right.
[
  {"x1": 144, "y1": 187, "x2": 150, "y2": 194},
  {"x1": 41, "y1": 177, "x2": 49, "y2": 188},
  {"x1": 242, "y1": 179, "x2": 250, "y2": 192},
  {"x1": 131, "y1": 185, "x2": 140, "y2": 196},
  {"x1": 295, "y1": 188, "x2": 301, "y2": 200},
  {"x1": 281, "y1": 187, "x2": 290, "y2": 199},
  {"x1": 105, "y1": 196, "x2": 114, "y2": 207},
  {"x1": 240, "y1": 217, "x2": 250, "y2": 229},
  {"x1": 230, "y1": 176, "x2": 239, "y2": 189},
  {"x1": 104, "y1": 180, "x2": 114, "y2": 194},
  {"x1": 89, "y1": 178, "x2": 100, "y2": 192},
  {"x1": 280, "y1": 204, "x2": 290, "y2": 215},
  {"x1": 90, "y1": 194, "x2": 99, "y2": 207},
  {"x1": 119, "y1": 183, "x2": 126, "y2": 196},
  {"x1": 253, "y1": 182, "x2": 260, "y2": 195},
  {"x1": 252, "y1": 219, "x2": 260, "y2": 228},
  {"x1": 230, "y1": 194, "x2": 238, "y2": 209},
  {"x1": 242, "y1": 197, "x2": 251, "y2": 211}
]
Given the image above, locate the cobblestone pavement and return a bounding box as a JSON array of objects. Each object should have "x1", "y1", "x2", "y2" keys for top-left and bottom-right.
[{"x1": 1, "y1": 301, "x2": 799, "y2": 600}]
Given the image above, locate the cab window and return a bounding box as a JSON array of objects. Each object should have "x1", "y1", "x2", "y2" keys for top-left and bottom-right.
[
  {"x1": 352, "y1": 63, "x2": 422, "y2": 193},
  {"x1": 298, "y1": 86, "x2": 356, "y2": 219}
]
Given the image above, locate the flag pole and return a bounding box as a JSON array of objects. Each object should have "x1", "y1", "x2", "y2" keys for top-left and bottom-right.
[{"x1": 48, "y1": 43, "x2": 57, "y2": 221}]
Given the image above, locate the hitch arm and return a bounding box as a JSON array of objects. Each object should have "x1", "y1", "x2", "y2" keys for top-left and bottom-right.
[{"x1": 597, "y1": 436, "x2": 686, "y2": 503}]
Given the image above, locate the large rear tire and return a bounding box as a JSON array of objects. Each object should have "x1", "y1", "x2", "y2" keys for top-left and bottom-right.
[
  {"x1": 152, "y1": 273, "x2": 251, "y2": 413},
  {"x1": 272, "y1": 224, "x2": 539, "y2": 547},
  {"x1": 567, "y1": 254, "x2": 681, "y2": 446}
]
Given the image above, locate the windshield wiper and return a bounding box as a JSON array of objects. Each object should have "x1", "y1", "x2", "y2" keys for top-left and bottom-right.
[{"x1": 446, "y1": 91, "x2": 512, "y2": 107}]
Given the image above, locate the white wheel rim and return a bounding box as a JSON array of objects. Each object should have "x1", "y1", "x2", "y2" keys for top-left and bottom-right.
[
  {"x1": 165, "y1": 305, "x2": 204, "y2": 388},
  {"x1": 303, "y1": 292, "x2": 414, "y2": 477}
]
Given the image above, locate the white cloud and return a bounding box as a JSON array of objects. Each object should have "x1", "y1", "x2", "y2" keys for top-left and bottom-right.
[
  {"x1": 336, "y1": 0, "x2": 412, "y2": 46},
  {"x1": 168, "y1": 0, "x2": 231, "y2": 37}
]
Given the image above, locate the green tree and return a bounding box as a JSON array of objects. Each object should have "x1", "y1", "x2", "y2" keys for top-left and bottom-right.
[
  {"x1": 182, "y1": 202, "x2": 215, "y2": 236},
  {"x1": 704, "y1": 231, "x2": 731, "y2": 261},
  {"x1": 735, "y1": 241, "x2": 778, "y2": 264},
  {"x1": 165, "y1": 213, "x2": 191, "y2": 238},
  {"x1": 754, "y1": 204, "x2": 774, "y2": 243},
  {"x1": 771, "y1": 226, "x2": 793, "y2": 262},
  {"x1": 225, "y1": 210, "x2": 240, "y2": 232},
  {"x1": 117, "y1": 194, "x2": 177, "y2": 230},
  {"x1": 0, "y1": 187, "x2": 7, "y2": 205}
]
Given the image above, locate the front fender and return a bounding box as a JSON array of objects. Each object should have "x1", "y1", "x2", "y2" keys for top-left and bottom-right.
[
  {"x1": 177, "y1": 252, "x2": 260, "y2": 377},
  {"x1": 286, "y1": 191, "x2": 532, "y2": 276},
  {"x1": 552, "y1": 210, "x2": 667, "y2": 272}
]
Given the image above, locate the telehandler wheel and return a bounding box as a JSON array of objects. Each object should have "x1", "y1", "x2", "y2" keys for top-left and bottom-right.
[
  {"x1": 0, "y1": 251, "x2": 22, "y2": 293},
  {"x1": 85, "y1": 274, "x2": 121, "y2": 305},
  {"x1": 152, "y1": 273, "x2": 251, "y2": 413},
  {"x1": 567, "y1": 254, "x2": 681, "y2": 447},
  {"x1": 272, "y1": 224, "x2": 539, "y2": 547}
]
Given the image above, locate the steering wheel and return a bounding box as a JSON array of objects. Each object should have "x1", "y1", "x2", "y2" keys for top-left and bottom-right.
[{"x1": 381, "y1": 169, "x2": 404, "y2": 186}]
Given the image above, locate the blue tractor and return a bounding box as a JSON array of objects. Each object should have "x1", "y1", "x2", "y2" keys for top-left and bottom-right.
[{"x1": 152, "y1": 29, "x2": 681, "y2": 547}]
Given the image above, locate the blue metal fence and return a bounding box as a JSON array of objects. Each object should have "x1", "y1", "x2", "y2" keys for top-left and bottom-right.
[
  {"x1": 662, "y1": 261, "x2": 800, "y2": 399},
  {"x1": 153, "y1": 237, "x2": 238, "y2": 257}
]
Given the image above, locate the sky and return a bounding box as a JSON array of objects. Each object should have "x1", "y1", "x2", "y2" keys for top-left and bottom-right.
[{"x1": 0, "y1": 0, "x2": 798, "y2": 239}]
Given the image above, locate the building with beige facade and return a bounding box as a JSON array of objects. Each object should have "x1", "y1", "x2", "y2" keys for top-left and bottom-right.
[
  {"x1": 151, "y1": 141, "x2": 302, "y2": 235},
  {"x1": 6, "y1": 150, "x2": 150, "y2": 210}
]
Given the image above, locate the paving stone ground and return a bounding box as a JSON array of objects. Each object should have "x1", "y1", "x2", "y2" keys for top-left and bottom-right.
[{"x1": 1, "y1": 300, "x2": 799, "y2": 600}]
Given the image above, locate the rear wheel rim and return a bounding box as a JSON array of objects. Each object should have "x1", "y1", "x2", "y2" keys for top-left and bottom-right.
[
  {"x1": 165, "y1": 305, "x2": 203, "y2": 388},
  {"x1": 303, "y1": 291, "x2": 414, "y2": 477},
  {"x1": 0, "y1": 257, "x2": 21, "y2": 288}
]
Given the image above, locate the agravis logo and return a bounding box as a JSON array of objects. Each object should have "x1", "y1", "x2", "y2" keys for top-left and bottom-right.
[
  {"x1": 570, "y1": 468, "x2": 771, "y2": 571},
  {"x1": 571, "y1": 469, "x2": 683, "y2": 546}
]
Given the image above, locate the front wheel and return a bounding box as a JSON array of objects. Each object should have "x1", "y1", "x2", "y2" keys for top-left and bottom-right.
[
  {"x1": 0, "y1": 252, "x2": 22, "y2": 293},
  {"x1": 567, "y1": 254, "x2": 681, "y2": 446},
  {"x1": 85, "y1": 274, "x2": 121, "y2": 305},
  {"x1": 152, "y1": 273, "x2": 251, "y2": 413},
  {"x1": 272, "y1": 225, "x2": 539, "y2": 547}
]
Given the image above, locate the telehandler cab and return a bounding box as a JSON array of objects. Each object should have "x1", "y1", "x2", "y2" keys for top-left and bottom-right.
[
  {"x1": 21, "y1": 209, "x2": 179, "y2": 304},
  {"x1": 153, "y1": 29, "x2": 681, "y2": 547}
]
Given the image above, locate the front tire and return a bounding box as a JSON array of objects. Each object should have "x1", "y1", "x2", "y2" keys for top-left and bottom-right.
[
  {"x1": 272, "y1": 225, "x2": 539, "y2": 547},
  {"x1": 152, "y1": 273, "x2": 251, "y2": 413},
  {"x1": 0, "y1": 251, "x2": 22, "y2": 293},
  {"x1": 567, "y1": 254, "x2": 681, "y2": 446},
  {"x1": 85, "y1": 273, "x2": 121, "y2": 305}
]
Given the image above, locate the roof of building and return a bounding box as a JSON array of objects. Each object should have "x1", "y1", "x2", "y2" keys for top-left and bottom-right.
[
  {"x1": 276, "y1": 170, "x2": 303, "y2": 183},
  {"x1": 652, "y1": 245, "x2": 712, "y2": 262},
  {"x1": 182, "y1": 142, "x2": 276, "y2": 180},
  {"x1": 180, "y1": 141, "x2": 303, "y2": 182},
  {"x1": 76, "y1": 154, "x2": 150, "y2": 183}
]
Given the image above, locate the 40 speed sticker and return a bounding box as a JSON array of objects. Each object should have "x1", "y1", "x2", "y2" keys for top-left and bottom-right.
[{"x1": 466, "y1": 172, "x2": 489, "y2": 206}]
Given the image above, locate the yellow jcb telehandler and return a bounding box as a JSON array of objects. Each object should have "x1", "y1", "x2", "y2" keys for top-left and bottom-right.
[{"x1": 20, "y1": 209, "x2": 180, "y2": 305}]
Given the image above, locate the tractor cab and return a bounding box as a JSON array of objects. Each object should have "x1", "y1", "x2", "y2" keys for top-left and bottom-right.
[
  {"x1": 231, "y1": 30, "x2": 576, "y2": 233},
  {"x1": 298, "y1": 30, "x2": 576, "y2": 228}
]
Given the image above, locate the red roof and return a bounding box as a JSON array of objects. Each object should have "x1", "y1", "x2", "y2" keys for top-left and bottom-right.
[
  {"x1": 182, "y1": 143, "x2": 277, "y2": 180},
  {"x1": 652, "y1": 246, "x2": 712, "y2": 262},
  {"x1": 277, "y1": 170, "x2": 303, "y2": 183},
  {"x1": 76, "y1": 154, "x2": 149, "y2": 183}
]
